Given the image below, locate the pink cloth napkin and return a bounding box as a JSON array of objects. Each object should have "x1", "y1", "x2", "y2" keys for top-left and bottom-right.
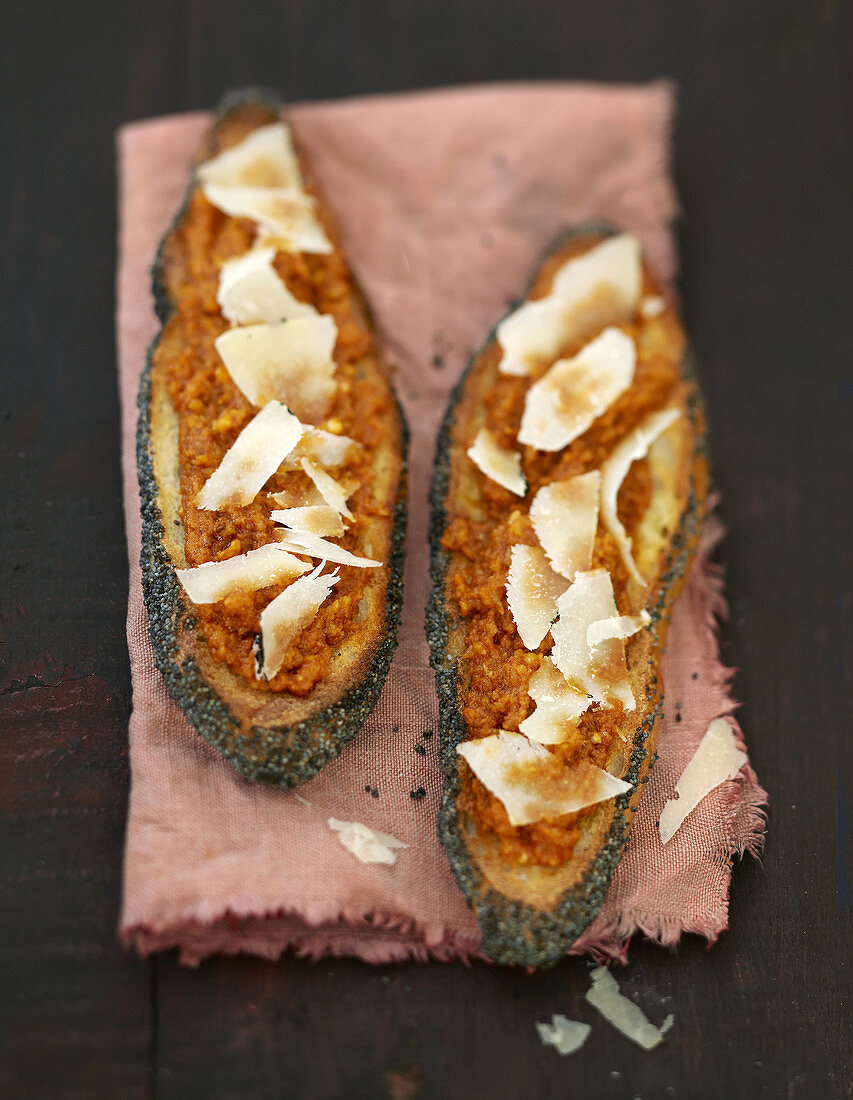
[{"x1": 117, "y1": 82, "x2": 767, "y2": 966}]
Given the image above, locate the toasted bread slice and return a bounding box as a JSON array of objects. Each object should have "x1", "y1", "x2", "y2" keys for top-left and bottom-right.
[
  {"x1": 427, "y1": 227, "x2": 708, "y2": 966},
  {"x1": 138, "y1": 90, "x2": 406, "y2": 787}
]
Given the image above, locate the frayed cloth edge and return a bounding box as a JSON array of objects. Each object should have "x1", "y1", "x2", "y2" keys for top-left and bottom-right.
[{"x1": 121, "y1": 906, "x2": 486, "y2": 968}]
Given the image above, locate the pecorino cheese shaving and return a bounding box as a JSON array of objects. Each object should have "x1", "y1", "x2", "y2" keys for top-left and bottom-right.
[
  {"x1": 529, "y1": 470, "x2": 600, "y2": 580},
  {"x1": 196, "y1": 401, "x2": 304, "y2": 511},
  {"x1": 550, "y1": 570, "x2": 635, "y2": 712},
  {"x1": 202, "y1": 183, "x2": 332, "y2": 254},
  {"x1": 176, "y1": 544, "x2": 310, "y2": 604},
  {"x1": 535, "y1": 1015, "x2": 592, "y2": 1056},
  {"x1": 457, "y1": 731, "x2": 630, "y2": 826},
  {"x1": 258, "y1": 565, "x2": 339, "y2": 680},
  {"x1": 300, "y1": 458, "x2": 354, "y2": 519},
  {"x1": 217, "y1": 247, "x2": 318, "y2": 325},
  {"x1": 197, "y1": 121, "x2": 302, "y2": 189},
  {"x1": 505, "y1": 545, "x2": 567, "y2": 651},
  {"x1": 327, "y1": 819, "x2": 408, "y2": 865},
  {"x1": 466, "y1": 427, "x2": 526, "y2": 496},
  {"x1": 585, "y1": 967, "x2": 674, "y2": 1051},
  {"x1": 280, "y1": 428, "x2": 357, "y2": 469},
  {"x1": 587, "y1": 610, "x2": 651, "y2": 648},
  {"x1": 497, "y1": 233, "x2": 641, "y2": 376},
  {"x1": 518, "y1": 657, "x2": 589, "y2": 745},
  {"x1": 659, "y1": 718, "x2": 747, "y2": 844},
  {"x1": 214, "y1": 315, "x2": 338, "y2": 421},
  {"x1": 599, "y1": 406, "x2": 681, "y2": 586},
  {"x1": 518, "y1": 327, "x2": 635, "y2": 451},
  {"x1": 274, "y1": 530, "x2": 381, "y2": 568},
  {"x1": 269, "y1": 506, "x2": 346, "y2": 538}
]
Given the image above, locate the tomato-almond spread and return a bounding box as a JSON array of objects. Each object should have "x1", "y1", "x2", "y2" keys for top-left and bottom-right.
[
  {"x1": 442, "y1": 232, "x2": 687, "y2": 868},
  {"x1": 163, "y1": 120, "x2": 394, "y2": 695}
]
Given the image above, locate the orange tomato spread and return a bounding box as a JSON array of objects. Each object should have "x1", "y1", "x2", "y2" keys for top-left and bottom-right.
[
  {"x1": 443, "y1": 247, "x2": 685, "y2": 866},
  {"x1": 165, "y1": 188, "x2": 393, "y2": 694}
]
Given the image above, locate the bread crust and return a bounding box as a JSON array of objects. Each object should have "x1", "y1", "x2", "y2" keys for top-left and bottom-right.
[
  {"x1": 427, "y1": 226, "x2": 708, "y2": 965},
  {"x1": 137, "y1": 89, "x2": 407, "y2": 787}
]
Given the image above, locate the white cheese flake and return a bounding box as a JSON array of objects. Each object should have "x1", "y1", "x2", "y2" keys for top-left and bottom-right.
[
  {"x1": 535, "y1": 1015, "x2": 592, "y2": 1056},
  {"x1": 276, "y1": 530, "x2": 381, "y2": 568},
  {"x1": 530, "y1": 470, "x2": 600, "y2": 579},
  {"x1": 197, "y1": 123, "x2": 332, "y2": 253},
  {"x1": 196, "y1": 402, "x2": 304, "y2": 511},
  {"x1": 495, "y1": 297, "x2": 575, "y2": 377},
  {"x1": 551, "y1": 570, "x2": 635, "y2": 712},
  {"x1": 659, "y1": 718, "x2": 748, "y2": 844},
  {"x1": 550, "y1": 233, "x2": 641, "y2": 305},
  {"x1": 301, "y1": 458, "x2": 354, "y2": 519},
  {"x1": 327, "y1": 818, "x2": 408, "y2": 865},
  {"x1": 215, "y1": 315, "x2": 338, "y2": 423},
  {"x1": 640, "y1": 295, "x2": 666, "y2": 318},
  {"x1": 497, "y1": 234, "x2": 642, "y2": 376},
  {"x1": 198, "y1": 122, "x2": 302, "y2": 190},
  {"x1": 457, "y1": 731, "x2": 630, "y2": 826},
  {"x1": 201, "y1": 183, "x2": 332, "y2": 254},
  {"x1": 175, "y1": 544, "x2": 311, "y2": 605},
  {"x1": 217, "y1": 247, "x2": 318, "y2": 326},
  {"x1": 269, "y1": 506, "x2": 346, "y2": 538},
  {"x1": 518, "y1": 327, "x2": 636, "y2": 452},
  {"x1": 505, "y1": 545, "x2": 567, "y2": 651},
  {"x1": 586, "y1": 967, "x2": 674, "y2": 1051},
  {"x1": 519, "y1": 657, "x2": 590, "y2": 744},
  {"x1": 257, "y1": 564, "x2": 338, "y2": 679},
  {"x1": 254, "y1": 224, "x2": 333, "y2": 256},
  {"x1": 269, "y1": 486, "x2": 321, "y2": 509},
  {"x1": 279, "y1": 428, "x2": 356, "y2": 469},
  {"x1": 600, "y1": 406, "x2": 681, "y2": 586},
  {"x1": 467, "y1": 428, "x2": 526, "y2": 496},
  {"x1": 588, "y1": 610, "x2": 651, "y2": 648}
]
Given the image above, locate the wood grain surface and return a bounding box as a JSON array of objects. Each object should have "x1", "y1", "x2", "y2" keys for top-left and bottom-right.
[{"x1": 1, "y1": 1, "x2": 849, "y2": 1097}]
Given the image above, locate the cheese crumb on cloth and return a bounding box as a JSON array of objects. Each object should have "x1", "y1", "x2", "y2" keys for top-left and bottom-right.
[{"x1": 116, "y1": 81, "x2": 767, "y2": 966}]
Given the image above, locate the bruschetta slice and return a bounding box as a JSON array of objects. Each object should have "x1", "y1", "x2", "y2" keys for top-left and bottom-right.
[
  {"x1": 428, "y1": 227, "x2": 707, "y2": 965},
  {"x1": 138, "y1": 89, "x2": 406, "y2": 787}
]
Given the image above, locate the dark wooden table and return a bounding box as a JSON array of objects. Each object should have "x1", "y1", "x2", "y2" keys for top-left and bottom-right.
[{"x1": 2, "y1": 1, "x2": 849, "y2": 1096}]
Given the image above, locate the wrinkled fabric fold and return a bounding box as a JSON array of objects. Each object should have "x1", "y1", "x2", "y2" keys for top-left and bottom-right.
[{"x1": 116, "y1": 82, "x2": 766, "y2": 967}]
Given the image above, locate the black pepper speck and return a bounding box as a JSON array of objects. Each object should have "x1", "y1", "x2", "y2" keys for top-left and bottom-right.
[
  {"x1": 414, "y1": 743, "x2": 427, "y2": 756},
  {"x1": 410, "y1": 787, "x2": 426, "y2": 801}
]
